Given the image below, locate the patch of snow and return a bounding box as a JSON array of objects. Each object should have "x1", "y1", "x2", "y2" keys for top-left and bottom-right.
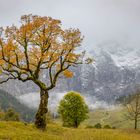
[
  {"x1": 91, "y1": 43, "x2": 140, "y2": 69},
  {"x1": 111, "y1": 49, "x2": 140, "y2": 68}
]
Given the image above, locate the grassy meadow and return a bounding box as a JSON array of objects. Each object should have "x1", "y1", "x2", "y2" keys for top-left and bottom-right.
[
  {"x1": 84, "y1": 107, "x2": 136, "y2": 129},
  {"x1": 0, "y1": 107, "x2": 140, "y2": 140},
  {"x1": 0, "y1": 121, "x2": 140, "y2": 140}
]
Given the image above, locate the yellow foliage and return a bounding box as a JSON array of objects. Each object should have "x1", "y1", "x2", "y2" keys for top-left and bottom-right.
[
  {"x1": 0, "y1": 14, "x2": 88, "y2": 90},
  {"x1": 63, "y1": 69, "x2": 73, "y2": 78}
]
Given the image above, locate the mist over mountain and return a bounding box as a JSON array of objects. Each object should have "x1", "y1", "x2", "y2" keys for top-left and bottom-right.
[
  {"x1": 0, "y1": 40, "x2": 140, "y2": 111},
  {"x1": 0, "y1": 0, "x2": 139, "y2": 110},
  {"x1": 0, "y1": 89, "x2": 35, "y2": 122}
]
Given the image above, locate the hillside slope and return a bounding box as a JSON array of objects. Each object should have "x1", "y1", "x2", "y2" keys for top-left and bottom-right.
[{"x1": 0, "y1": 89, "x2": 36, "y2": 122}]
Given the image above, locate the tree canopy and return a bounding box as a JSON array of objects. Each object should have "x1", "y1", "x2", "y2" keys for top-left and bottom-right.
[
  {"x1": 0, "y1": 14, "x2": 91, "y2": 130},
  {"x1": 0, "y1": 14, "x2": 89, "y2": 90},
  {"x1": 58, "y1": 91, "x2": 89, "y2": 128}
]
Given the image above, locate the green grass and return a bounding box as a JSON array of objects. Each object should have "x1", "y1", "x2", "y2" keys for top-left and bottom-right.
[
  {"x1": 84, "y1": 107, "x2": 138, "y2": 129},
  {"x1": 0, "y1": 121, "x2": 139, "y2": 140}
]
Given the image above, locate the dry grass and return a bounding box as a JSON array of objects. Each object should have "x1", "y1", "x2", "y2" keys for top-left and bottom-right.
[{"x1": 0, "y1": 121, "x2": 139, "y2": 140}]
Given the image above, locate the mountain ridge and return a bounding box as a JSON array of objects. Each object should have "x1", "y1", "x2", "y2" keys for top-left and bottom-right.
[{"x1": 0, "y1": 41, "x2": 140, "y2": 108}]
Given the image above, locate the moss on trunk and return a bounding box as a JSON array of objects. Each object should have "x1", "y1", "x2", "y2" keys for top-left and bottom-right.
[{"x1": 35, "y1": 89, "x2": 49, "y2": 130}]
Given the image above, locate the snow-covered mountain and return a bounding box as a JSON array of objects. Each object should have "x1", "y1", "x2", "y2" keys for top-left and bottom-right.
[
  {"x1": 0, "y1": 41, "x2": 140, "y2": 109},
  {"x1": 85, "y1": 41, "x2": 140, "y2": 101}
]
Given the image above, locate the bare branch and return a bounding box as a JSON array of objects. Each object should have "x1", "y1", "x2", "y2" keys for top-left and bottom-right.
[{"x1": 0, "y1": 77, "x2": 17, "y2": 84}]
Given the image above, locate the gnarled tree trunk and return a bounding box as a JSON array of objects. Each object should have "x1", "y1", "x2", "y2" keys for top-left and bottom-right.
[
  {"x1": 35, "y1": 89, "x2": 49, "y2": 130},
  {"x1": 134, "y1": 116, "x2": 138, "y2": 130},
  {"x1": 74, "y1": 120, "x2": 78, "y2": 128}
]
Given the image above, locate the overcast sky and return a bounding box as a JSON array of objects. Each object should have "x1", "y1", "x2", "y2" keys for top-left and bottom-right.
[{"x1": 0, "y1": 0, "x2": 140, "y2": 50}]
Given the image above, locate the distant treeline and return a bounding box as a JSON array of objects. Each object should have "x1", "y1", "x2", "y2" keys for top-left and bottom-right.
[{"x1": 0, "y1": 89, "x2": 36, "y2": 122}]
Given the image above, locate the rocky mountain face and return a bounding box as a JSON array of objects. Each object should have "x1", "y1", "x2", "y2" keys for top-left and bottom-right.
[{"x1": 0, "y1": 42, "x2": 140, "y2": 108}]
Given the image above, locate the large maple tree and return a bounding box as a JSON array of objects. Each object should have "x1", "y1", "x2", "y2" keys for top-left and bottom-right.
[{"x1": 0, "y1": 15, "x2": 90, "y2": 130}]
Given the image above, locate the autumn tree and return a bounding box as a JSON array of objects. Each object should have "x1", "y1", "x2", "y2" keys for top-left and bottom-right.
[
  {"x1": 4, "y1": 107, "x2": 20, "y2": 121},
  {"x1": 123, "y1": 90, "x2": 140, "y2": 130},
  {"x1": 0, "y1": 15, "x2": 90, "y2": 130},
  {"x1": 58, "y1": 91, "x2": 89, "y2": 128}
]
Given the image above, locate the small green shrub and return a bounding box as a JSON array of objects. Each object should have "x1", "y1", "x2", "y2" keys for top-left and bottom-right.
[
  {"x1": 94, "y1": 123, "x2": 102, "y2": 129},
  {"x1": 112, "y1": 126, "x2": 116, "y2": 129},
  {"x1": 103, "y1": 124, "x2": 111, "y2": 129},
  {"x1": 4, "y1": 108, "x2": 20, "y2": 121}
]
